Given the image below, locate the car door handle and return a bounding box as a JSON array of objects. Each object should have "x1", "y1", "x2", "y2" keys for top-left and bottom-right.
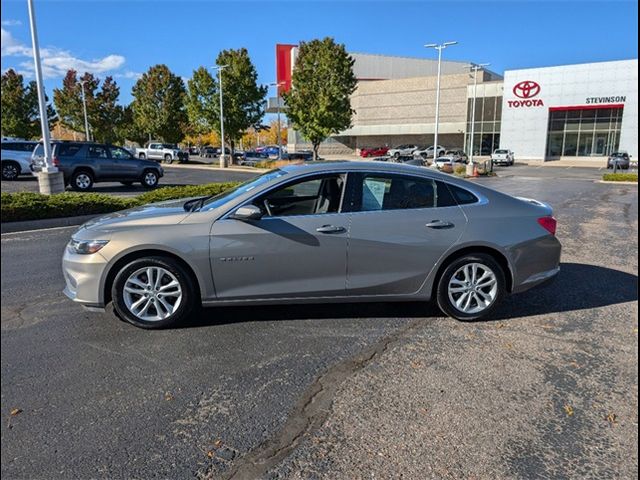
[
  {"x1": 425, "y1": 220, "x2": 454, "y2": 229},
  {"x1": 316, "y1": 225, "x2": 346, "y2": 234}
]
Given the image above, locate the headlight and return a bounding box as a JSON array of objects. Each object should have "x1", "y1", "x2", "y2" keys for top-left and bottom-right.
[{"x1": 67, "y1": 239, "x2": 109, "y2": 255}]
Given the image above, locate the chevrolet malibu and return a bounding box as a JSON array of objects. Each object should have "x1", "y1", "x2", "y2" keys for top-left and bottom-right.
[{"x1": 62, "y1": 162, "x2": 561, "y2": 329}]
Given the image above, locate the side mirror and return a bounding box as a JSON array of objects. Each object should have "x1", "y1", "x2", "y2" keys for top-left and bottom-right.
[{"x1": 230, "y1": 204, "x2": 263, "y2": 221}]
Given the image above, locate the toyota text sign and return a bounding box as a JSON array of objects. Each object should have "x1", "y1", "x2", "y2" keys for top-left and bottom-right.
[{"x1": 508, "y1": 80, "x2": 544, "y2": 108}]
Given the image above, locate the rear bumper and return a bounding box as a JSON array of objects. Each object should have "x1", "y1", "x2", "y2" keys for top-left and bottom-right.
[{"x1": 509, "y1": 235, "x2": 562, "y2": 293}]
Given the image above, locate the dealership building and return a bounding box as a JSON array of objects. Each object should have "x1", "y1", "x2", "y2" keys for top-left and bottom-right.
[{"x1": 272, "y1": 45, "x2": 638, "y2": 162}]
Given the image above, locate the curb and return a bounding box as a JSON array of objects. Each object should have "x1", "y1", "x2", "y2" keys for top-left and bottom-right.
[
  {"x1": 597, "y1": 180, "x2": 638, "y2": 185},
  {"x1": 1, "y1": 213, "x2": 99, "y2": 234},
  {"x1": 163, "y1": 164, "x2": 267, "y2": 174}
]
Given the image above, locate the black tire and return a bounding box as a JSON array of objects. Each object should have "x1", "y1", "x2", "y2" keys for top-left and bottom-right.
[
  {"x1": 394, "y1": 152, "x2": 400, "y2": 159},
  {"x1": 2, "y1": 161, "x2": 20, "y2": 181},
  {"x1": 141, "y1": 169, "x2": 159, "y2": 189},
  {"x1": 111, "y1": 256, "x2": 197, "y2": 329},
  {"x1": 436, "y1": 253, "x2": 506, "y2": 321},
  {"x1": 139, "y1": 153, "x2": 146, "y2": 159},
  {"x1": 120, "y1": 181, "x2": 134, "y2": 186},
  {"x1": 70, "y1": 170, "x2": 94, "y2": 191},
  {"x1": 164, "y1": 154, "x2": 173, "y2": 164}
]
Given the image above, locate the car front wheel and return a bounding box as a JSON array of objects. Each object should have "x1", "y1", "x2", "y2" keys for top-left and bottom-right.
[
  {"x1": 436, "y1": 253, "x2": 506, "y2": 321},
  {"x1": 111, "y1": 256, "x2": 197, "y2": 329}
]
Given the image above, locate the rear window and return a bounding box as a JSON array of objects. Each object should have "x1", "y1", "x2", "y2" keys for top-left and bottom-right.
[
  {"x1": 448, "y1": 184, "x2": 479, "y2": 205},
  {"x1": 56, "y1": 144, "x2": 83, "y2": 157},
  {"x1": 495, "y1": 149, "x2": 508, "y2": 154}
]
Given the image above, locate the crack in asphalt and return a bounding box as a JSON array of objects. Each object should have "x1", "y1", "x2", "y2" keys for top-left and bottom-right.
[{"x1": 215, "y1": 318, "x2": 427, "y2": 480}]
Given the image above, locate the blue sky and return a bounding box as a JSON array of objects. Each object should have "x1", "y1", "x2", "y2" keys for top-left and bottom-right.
[{"x1": 1, "y1": 0, "x2": 638, "y2": 104}]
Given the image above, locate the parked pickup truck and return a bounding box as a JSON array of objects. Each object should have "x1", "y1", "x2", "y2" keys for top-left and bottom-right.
[
  {"x1": 136, "y1": 142, "x2": 188, "y2": 163},
  {"x1": 491, "y1": 149, "x2": 515, "y2": 166}
]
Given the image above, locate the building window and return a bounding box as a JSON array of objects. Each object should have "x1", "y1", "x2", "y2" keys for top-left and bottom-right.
[
  {"x1": 465, "y1": 96, "x2": 501, "y2": 156},
  {"x1": 545, "y1": 107, "x2": 623, "y2": 158}
]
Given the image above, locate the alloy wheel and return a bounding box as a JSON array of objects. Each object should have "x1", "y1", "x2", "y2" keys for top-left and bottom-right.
[
  {"x1": 447, "y1": 262, "x2": 498, "y2": 314},
  {"x1": 123, "y1": 267, "x2": 183, "y2": 321},
  {"x1": 2, "y1": 164, "x2": 19, "y2": 180}
]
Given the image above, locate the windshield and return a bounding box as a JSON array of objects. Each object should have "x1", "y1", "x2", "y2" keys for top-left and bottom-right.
[{"x1": 201, "y1": 169, "x2": 288, "y2": 211}]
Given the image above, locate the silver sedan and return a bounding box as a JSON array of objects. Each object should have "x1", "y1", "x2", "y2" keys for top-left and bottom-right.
[{"x1": 62, "y1": 161, "x2": 561, "y2": 328}]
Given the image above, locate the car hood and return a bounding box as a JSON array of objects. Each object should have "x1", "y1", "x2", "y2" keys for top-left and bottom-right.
[{"x1": 75, "y1": 198, "x2": 195, "y2": 237}]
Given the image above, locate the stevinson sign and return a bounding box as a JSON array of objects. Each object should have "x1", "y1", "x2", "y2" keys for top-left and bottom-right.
[
  {"x1": 507, "y1": 81, "x2": 544, "y2": 108},
  {"x1": 586, "y1": 95, "x2": 627, "y2": 104}
]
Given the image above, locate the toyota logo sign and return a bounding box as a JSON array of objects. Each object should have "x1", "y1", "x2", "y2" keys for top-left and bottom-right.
[{"x1": 513, "y1": 81, "x2": 541, "y2": 99}]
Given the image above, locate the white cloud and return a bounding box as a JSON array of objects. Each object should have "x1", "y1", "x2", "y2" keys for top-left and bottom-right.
[
  {"x1": 1, "y1": 19, "x2": 22, "y2": 27},
  {"x1": 1, "y1": 27, "x2": 126, "y2": 79},
  {"x1": 114, "y1": 70, "x2": 142, "y2": 80}
]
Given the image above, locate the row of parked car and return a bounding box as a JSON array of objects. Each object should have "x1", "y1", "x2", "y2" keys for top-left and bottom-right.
[
  {"x1": 359, "y1": 144, "x2": 517, "y2": 167},
  {"x1": 1, "y1": 138, "x2": 164, "y2": 190}
]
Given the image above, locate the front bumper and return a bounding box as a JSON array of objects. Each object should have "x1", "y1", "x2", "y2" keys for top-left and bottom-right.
[{"x1": 62, "y1": 247, "x2": 109, "y2": 308}]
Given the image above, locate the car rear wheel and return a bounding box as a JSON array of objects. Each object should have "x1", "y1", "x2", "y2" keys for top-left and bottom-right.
[
  {"x1": 2, "y1": 161, "x2": 20, "y2": 181},
  {"x1": 111, "y1": 256, "x2": 197, "y2": 329},
  {"x1": 141, "y1": 170, "x2": 159, "y2": 188},
  {"x1": 436, "y1": 253, "x2": 506, "y2": 321},
  {"x1": 71, "y1": 170, "x2": 94, "y2": 191},
  {"x1": 138, "y1": 153, "x2": 146, "y2": 159}
]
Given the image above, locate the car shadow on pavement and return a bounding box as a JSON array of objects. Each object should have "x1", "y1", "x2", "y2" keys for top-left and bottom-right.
[
  {"x1": 183, "y1": 262, "x2": 637, "y2": 329},
  {"x1": 494, "y1": 262, "x2": 637, "y2": 320}
]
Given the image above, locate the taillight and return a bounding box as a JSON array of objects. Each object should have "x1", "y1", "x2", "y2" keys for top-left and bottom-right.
[
  {"x1": 52, "y1": 156, "x2": 60, "y2": 166},
  {"x1": 537, "y1": 216, "x2": 557, "y2": 235}
]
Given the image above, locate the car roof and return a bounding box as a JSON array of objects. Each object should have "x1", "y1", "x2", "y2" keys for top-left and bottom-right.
[{"x1": 278, "y1": 160, "x2": 454, "y2": 178}]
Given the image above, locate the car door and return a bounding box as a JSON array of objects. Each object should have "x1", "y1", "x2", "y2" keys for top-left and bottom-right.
[
  {"x1": 209, "y1": 172, "x2": 350, "y2": 300},
  {"x1": 345, "y1": 172, "x2": 467, "y2": 296},
  {"x1": 108, "y1": 146, "x2": 139, "y2": 179},
  {"x1": 146, "y1": 143, "x2": 159, "y2": 160},
  {"x1": 86, "y1": 144, "x2": 114, "y2": 180}
]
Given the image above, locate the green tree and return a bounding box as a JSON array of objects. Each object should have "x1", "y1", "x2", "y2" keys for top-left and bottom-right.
[
  {"x1": 212, "y1": 49, "x2": 267, "y2": 150},
  {"x1": 1, "y1": 69, "x2": 56, "y2": 139},
  {"x1": 53, "y1": 70, "x2": 124, "y2": 143},
  {"x1": 283, "y1": 37, "x2": 357, "y2": 160},
  {"x1": 117, "y1": 105, "x2": 147, "y2": 146},
  {"x1": 130, "y1": 64, "x2": 187, "y2": 144},
  {"x1": 186, "y1": 66, "x2": 217, "y2": 139}
]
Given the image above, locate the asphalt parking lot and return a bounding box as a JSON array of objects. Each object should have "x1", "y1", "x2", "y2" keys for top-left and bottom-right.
[{"x1": 1, "y1": 167, "x2": 637, "y2": 479}]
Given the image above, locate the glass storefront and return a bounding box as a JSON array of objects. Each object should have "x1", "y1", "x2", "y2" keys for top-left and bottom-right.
[
  {"x1": 546, "y1": 107, "x2": 623, "y2": 157},
  {"x1": 465, "y1": 96, "x2": 501, "y2": 156}
]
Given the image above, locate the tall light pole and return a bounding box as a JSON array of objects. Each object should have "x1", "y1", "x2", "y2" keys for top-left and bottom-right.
[
  {"x1": 267, "y1": 81, "x2": 285, "y2": 160},
  {"x1": 424, "y1": 41, "x2": 457, "y2": 163},
  {"x1": 212, "y1": 65, "x2": 228, "y2": 168},
  {"x1": 79, "y1": 80, "x2": 91, "y2": 141},
  {"x1": 27, "y1": 0, "x2": 64, "y2": 194},
  {"x1": 467, "y1": 63, "x2": 490, "y2": 164}
]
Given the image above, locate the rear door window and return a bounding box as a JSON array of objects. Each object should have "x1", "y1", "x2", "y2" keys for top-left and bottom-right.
[
  {"x1": 109, "y1": 146, "x2": 133, "y2": 159},
  {"x1": 448, "y1": 184, "x2": 479, "y2": 205},
  {"x1": 87, "y1": 145, "x2": 108, "y2": 158},
  {"x1": 57, "y1": 144, "x2": 83, "y2": 157}
]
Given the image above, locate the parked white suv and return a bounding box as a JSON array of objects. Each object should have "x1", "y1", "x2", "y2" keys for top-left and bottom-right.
[
  {"x1": 1, "y1": 138, "x2": 38, "y2": 180},
  {"x1": 491, "y1": 149, "x2": 515, "y2": 166}
]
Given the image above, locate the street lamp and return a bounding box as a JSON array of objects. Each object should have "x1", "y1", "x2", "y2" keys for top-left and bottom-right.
[
  {"x1": 79, "y1": 80, "x2": 91, "y2": 142},
  {"x1": 27, "y1": 0, "x2": 63, "y2": 194},
  {"x1": 466, "y1": 63, "x2": 490, "y2": 164},
  {"x1": 424, "y1": 41, "x2": 458, "y2": 163},
  {"x1": 211, "y1": 65, "x2": 228, "y2": 168},
  {"x1": 267, "y1": 81, "x2": 285, "y2": 160}
]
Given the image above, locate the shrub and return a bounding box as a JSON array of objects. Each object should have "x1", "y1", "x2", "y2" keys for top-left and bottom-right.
[
  {"x1": 0, "y1": 192, "x2": 138, "y2": 222},
  {"x1": 136, "y1": 182, "x2": 240, "y2": 204},
  {"x1": 602, "y1": 173, "x2": 638, "y2": 182},
  {"x1": 0, "y1": 182, "x2": 241, "y2": 223},
  {"x1": 454, "y1": 165, "x2": 467, "y2": 176}
]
